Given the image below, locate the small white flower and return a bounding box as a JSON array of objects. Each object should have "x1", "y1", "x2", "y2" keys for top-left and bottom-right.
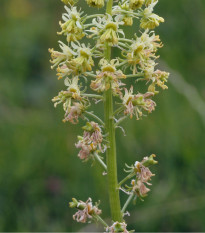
[
  {"x1": 113, "y1": 2, "x2": 135, "y2": 26},
  {"x1": 64, "y1": 76, "x2": 81, "y2": 99},
  {"x1": 134, "y1": 161, "x2": 140, "y2": 169},
  {"x1": 87, "y1": 15, "x2": 125, "y2": 46},
  {"x1": 58, "y1": 6, "x2": 85, "y2": 42},
  {"x1": 140, "y1": 1, "x2": 164, "y2": 29},
  {"x1": 48, "y1": 41, "x2": 73, "y2": 69}
]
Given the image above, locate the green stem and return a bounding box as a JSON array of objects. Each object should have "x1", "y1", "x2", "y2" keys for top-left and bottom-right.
[
  {"x1": 83, "y1": 14, "x2": 104, "y2": 22},
  {"x1": 81, "y1": 93, "x2": 103, "y2": 99},
  {"x1": 115, "y1": 116, "x2": 128, "y2": 127},
  {"x1": 116, "y1": 60, "x2": 127, "y2": 68},
  {"x1": 113, "y1": 106, "x2": 124, "y2": 116},
  {"x1": 85, "y1": 72, "x2": 96, "y2": 78},
  {"x1": 106, "y1": 0, "x2": 113, "y2": 15},
  {"x1": 93, "y1": 214, "x2": 109, "y2": 228},
  {"x1": 85, "y1": 111, "x2": 105, "y2": 126},
  {"x1": 118, "y1": 172, "x2": 135, "y2": 188},
  {"x1": 118, "y1": 38, "x2": 133, "y2": 43},
  {"x1": 94, "y1": 152, "x2": 107, "y2": 171},
  {"x1": 104, "y1": 0, "x2": 123, "y2": 222},
  {"x1": 126, "y1": 73, "x2": 144, "y2": 78},
  {"x1": 118, "y1": 42, "x2": 129, "y2": 49},
  {"x1": 121, "y1": 193, "x2": 135, "y2": 214}
]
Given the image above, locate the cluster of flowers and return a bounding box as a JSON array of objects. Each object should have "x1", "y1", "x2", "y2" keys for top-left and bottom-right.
[
  {"x1": 106, "y1": 221, "x2": 129, "y2": 233},
  {"x1": 70, "y1": 198, "x2": 130, "y2": 232},
  {"x1": 51, "y1": 76, "x2": 87, "y2": 124},
  {"x1": 69, "y1": 198, "x2": 102, "y2": 223},
  {"x1": 121, "y1": 86, "x2": 156, "y2": 119},
  {"x1": 49, "y1": 0, "x2": 169, "y2": 124},
  {"x1": 50, "y1": 0, "x2": 169, "y2": 231},
  {"x1": 91, "y1": 59, "x2": 126, "y2": 95},
  {"x1": 75, "y1": 121, "x2": 105, "y2": 160},
  {"x1": 124, "y1": 154, "x2": 157, "y2": 199}
]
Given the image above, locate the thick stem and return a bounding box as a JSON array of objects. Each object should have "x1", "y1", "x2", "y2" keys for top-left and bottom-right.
[
  {"x1": 104, "y1": 88, "x2": 122, "y2": 221},
  {"x1": 104, "y1": 0, "x2": 123, "y2": 222}
]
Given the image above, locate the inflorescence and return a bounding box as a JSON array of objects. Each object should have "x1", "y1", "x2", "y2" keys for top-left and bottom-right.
[{"x1": 49, "y1": 0, "x2": 169, "y2": 231}]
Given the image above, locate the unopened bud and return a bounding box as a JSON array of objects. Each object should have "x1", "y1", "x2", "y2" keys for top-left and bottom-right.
[
  {"x1": 142, "y1": 154, "x2": 158, "y2": 167},
  {"x1": 82, "y1": 122, "x2": 94, "y2": 132},
  {"x1": 129, "y1": 0, "x2": 145, "y2": 10},
  {"x1": 61, "y1": 0, "x2": 78, "y2": 5},
  {"x1": 86, "y1": 0, "x2": 104, "y2": 8},
  {"x1": 69, "y1": 198, "x2": 79, "y2": 208}
]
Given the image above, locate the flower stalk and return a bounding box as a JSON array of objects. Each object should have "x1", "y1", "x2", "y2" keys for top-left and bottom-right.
[
  {"x1": 49, "y1": 0, "x2": 169, "y2": 231},
  {"x1": 121, "y1": 193, "x2": 135, "y2": 214},
  {"x1": 94, "y1": 152, "x2": 107, "y2": 171},
  {"x1": 103, "y1": 0, "x2": 124, "y2": 223}
]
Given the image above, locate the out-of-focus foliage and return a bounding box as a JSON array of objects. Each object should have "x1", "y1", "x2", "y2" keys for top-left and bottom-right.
[{"x1": 0, "y1": 0, "x2": 205, "y2": 231}]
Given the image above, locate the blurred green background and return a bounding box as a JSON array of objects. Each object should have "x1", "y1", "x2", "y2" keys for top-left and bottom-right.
[{"x1": 0, "y1": 0, "x2": 205, "y2": 231}]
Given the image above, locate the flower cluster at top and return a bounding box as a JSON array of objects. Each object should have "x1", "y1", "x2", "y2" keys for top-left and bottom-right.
[{"x1": 49, "y1": 0, "x2": 169, "y2": 125}]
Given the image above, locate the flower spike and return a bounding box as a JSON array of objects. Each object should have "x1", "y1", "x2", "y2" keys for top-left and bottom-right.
[{"x1": 50, "y1": 0, "x2": 169, "y2": 230}]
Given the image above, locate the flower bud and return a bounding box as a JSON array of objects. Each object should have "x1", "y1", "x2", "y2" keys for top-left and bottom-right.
[
  {"x1": 86, "y1": 0, "x2": 104, "y2": 8},
  {"x1": 82, "y1": 122, "x2": 94, "y2": 132},
  {"x1": 129, "y1": 0, "x2": 145, "y2": 10},
  {"x1": 69, "y1": 198, "x2": 79, "y2": 208},
  {"x1": 142, "y1": 154, "x2": 158, "y2": 167},
  {"x1": 145, "y1": 0, "x2": 157, "y2": 7},
  {"x1": 61, "y1": 0, "x2": 78, "y2": 5},
  {"x1": 123, "y1": 16, "x2": 133, "y2": 26},
  {"x1": 140, "y1": 14, "x2": 164, "y2": 29},
  {"x1": 100, "y1": 22, "x2": 118, "y2": 45}
]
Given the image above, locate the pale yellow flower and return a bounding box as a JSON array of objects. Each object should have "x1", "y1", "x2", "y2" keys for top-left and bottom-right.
[
  {"x1": 86, "y1": 0, "x2": 104, "y2": 8},
  {"x1": 140, "y1": 2, "x2": 164, "y2": 29},
  {"x1": 129, "y1": 0, "x2": 145, "y2": 10},
  {"x1": 58, "y1": 6, "x2": 85, "y2": 42},
  {"x1": 88, "y1": 15, "x2": 124, "y2": 46}
]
